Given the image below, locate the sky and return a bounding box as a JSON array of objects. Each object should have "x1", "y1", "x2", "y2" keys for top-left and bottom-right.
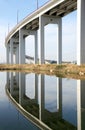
[{"x1": 0, "y1": 0, "x2": 77, "y2": 63}]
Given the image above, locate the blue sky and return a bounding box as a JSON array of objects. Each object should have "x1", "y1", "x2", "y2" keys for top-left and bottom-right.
[{"x1": 0, "y1": 0, "x2": 77, "y2": 63}]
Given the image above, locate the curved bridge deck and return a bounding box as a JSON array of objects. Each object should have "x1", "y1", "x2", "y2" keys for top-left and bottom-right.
[
  {"x1": 6, "y1": 0, "x2": 77, "y2": 43},
  {"x1": 5, "y1": 0, "x2": 85, "y2": 65}
]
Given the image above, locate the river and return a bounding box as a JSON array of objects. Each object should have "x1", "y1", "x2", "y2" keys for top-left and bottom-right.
[{"x1": 0, "y1": 71, "x2": 85, "y2": 130}]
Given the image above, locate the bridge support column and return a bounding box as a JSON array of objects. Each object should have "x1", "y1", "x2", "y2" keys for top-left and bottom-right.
[
  {"x1": 10, "y1": 38, "x2": 14, "y2": 64},
  {"x1": 15, "y1": 45, "x2": 19, "y2": 64},
  {"x1": 39, "y1": 16, "x2": 45, "y2": 64},
  {"x1": 57, "y1": 18, "x2": 62, "y2": 64},
  {"x1": 27, "y1": 30, "x2": 38, "y2": 64},
  {"x1": 6, "y1": 44, "x2": 10, "y2": 64},
  {"x1": 39, "y1": 15, "x2": 62, "y2": 64},
  {"x1": 34, "y1": 31, "x2": 38, "y2": 64},
  {"x1": 77, "y1": 0, "x2": 85, "y2": 64},
  {"x1": 19, "y1": 29, "x2": 25, "y2": 64}
]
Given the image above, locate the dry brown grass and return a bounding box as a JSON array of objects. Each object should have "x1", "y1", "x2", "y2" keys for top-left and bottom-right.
[{"x1": 1, "y1": 63, "x2": 85, "y2": 79}]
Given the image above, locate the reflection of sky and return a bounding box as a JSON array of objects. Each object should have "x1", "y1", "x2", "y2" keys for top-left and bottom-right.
[
  {"x1": 45, "y1": 75, "x2": 57, "y2": 112},
  {"x1": 26, "y1": 74, "x2": 35, "y2": 99},
  {"x1": 62, "y1": 78, "x2": 77, "y2": 126}
]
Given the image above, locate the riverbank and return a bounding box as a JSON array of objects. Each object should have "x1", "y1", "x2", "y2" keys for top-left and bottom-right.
[{"x1": 0, "y1": 64, "x2": 85, "y2": 79}]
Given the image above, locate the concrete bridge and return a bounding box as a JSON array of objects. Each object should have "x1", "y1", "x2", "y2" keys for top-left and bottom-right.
[{"x1": 5, "y1": 0, "x2": 84, "y2": 65}]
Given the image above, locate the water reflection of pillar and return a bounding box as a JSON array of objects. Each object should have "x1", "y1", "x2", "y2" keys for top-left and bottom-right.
[
  {"x1": 35, "y1": 74, "x2": 38, "y2": 103},
  {"x1": 77, "y1": 80, "x2": 85, "y2": 130},
  {"x1": 15, "y1": 72, "x2": 19, "y2": 87},
  {"x1": 19, "y1": 73, "x2": 25, "y2": 105},
  {"x1": 6, "y1": 72, "x2": 10, "y2": 87},
  {"x1": 81, "y1": 80, "x2": 85, "y2": 130},
  {"x1": 39, "y1": 75, "x2": 45, "y2": 121},
  {"x1": 10, "y1": 72, "x2": 14, "y2": 95},
  {"x1": 57, "y1": 78, "x2": 62, "y2": 118}
]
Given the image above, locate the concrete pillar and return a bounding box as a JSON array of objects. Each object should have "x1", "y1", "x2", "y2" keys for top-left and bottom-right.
[
  {"x1": 39, "y1": 15, "x2": 62, "y2": 64},
  {"x1": 77, "y1": 0, "x2": 85, "y2": 64},
  {"x1": 19, "y1": 29, "x2": 25, "y2": 64},
  {"x1": 28, "y1": 30, "x2": 38, "y2": 64},
  {"x1": 57, "y1": 18, "x2": 62, "y2": 64},
  {"x1": 15, "y1": 45, "x2": 19, "y2": 64},
  {"x1": 6, "y1": 44, "x2": 9, "y2": 64},
  {"x1": 34, "y1": 31, "x2": 38, "y2": 64},
  {"x1": 10, "y1": 38, "x2": 14, "y2": 64},
  {"x1": 39, "y1": 16, "x2": 45, "y2": 64}
]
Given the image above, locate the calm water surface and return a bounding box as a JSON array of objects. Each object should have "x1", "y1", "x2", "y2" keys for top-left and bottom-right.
[
  {"x1": 0, "y1": 72, "x2": 40, "y2": 130},
  {"x1": 0, "y1": 72, "x2": 85, "y2": 130}
]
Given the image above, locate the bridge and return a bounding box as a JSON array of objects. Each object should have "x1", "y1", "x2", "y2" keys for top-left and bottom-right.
[{"x1": 5, "y1": 0, "x2": 84, "y2": 65}]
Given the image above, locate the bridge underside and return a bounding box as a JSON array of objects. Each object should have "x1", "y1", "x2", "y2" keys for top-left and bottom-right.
[
  {"x1": 12, "y1": 0, "x2": 77, "y2": 37},
  {"x1": 6, "y1": 0, "x2": 85, "y2": 65}
]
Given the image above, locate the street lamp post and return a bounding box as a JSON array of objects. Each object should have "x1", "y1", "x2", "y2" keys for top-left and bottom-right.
[
  {"x1": 17, "y1": 10, "x2": 19, "y2": 24},
  {"x1": 37, "y1": 0, "x2": 38, "y2": 9},
  {"x1": 8, "y1": 23, "x2": 9, "y2": 33}
]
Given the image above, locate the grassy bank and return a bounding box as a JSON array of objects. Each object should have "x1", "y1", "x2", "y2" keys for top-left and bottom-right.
[{"x1": 0, "y1": 64, "x2": 85, "y2": 79}]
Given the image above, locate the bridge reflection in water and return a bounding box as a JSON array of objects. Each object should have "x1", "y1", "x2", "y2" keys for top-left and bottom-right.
[{"x1": 6, "y1": 72, "x2": 85, "y2": 130}]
